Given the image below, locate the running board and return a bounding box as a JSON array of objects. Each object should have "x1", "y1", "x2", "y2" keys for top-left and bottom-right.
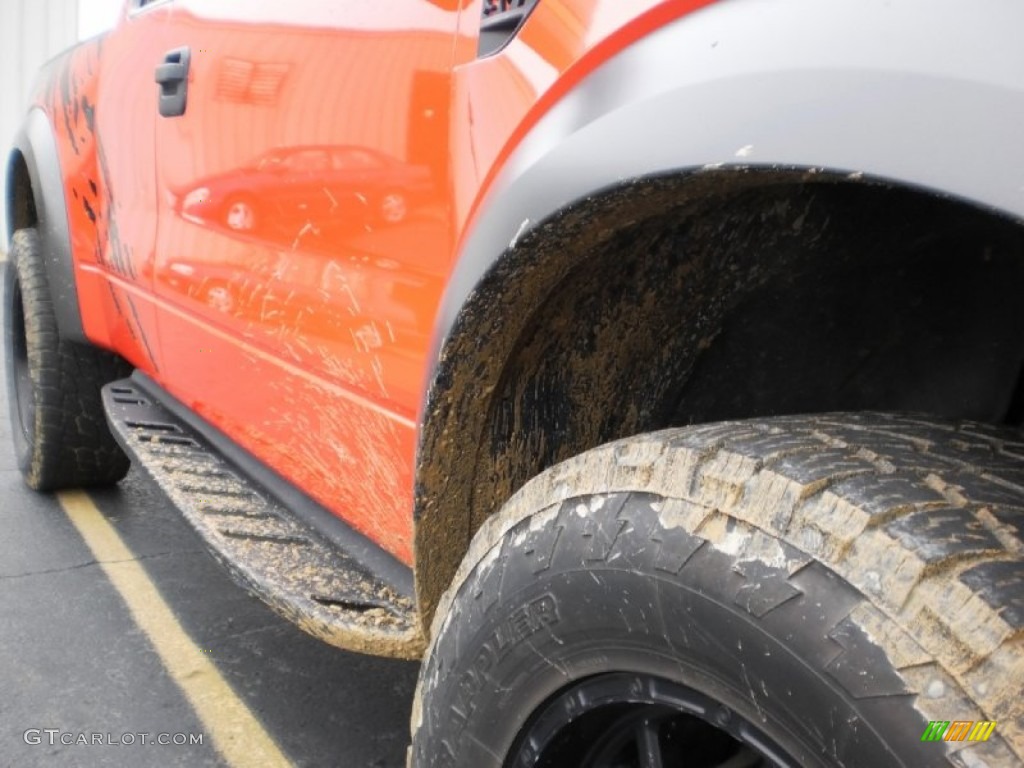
[{"x1": 101, "y1": 375, "x2": 423, "y2": 659}]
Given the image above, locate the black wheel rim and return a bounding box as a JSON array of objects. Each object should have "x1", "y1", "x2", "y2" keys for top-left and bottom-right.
[
  {"x1": 506, "y1": 673, "x2": 797, "y2": 768},
  {"x1": 8, "y1": 275, "x2": 35, "y2": 441}
]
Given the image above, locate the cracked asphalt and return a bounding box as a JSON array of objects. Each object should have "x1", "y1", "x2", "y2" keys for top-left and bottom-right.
[{"x1": 0, "y1": 263, "x2": 420, "y2": 767}]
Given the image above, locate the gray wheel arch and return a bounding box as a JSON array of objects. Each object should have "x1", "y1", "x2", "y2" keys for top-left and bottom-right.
[
  {"x1": 6, "y1": 107, "x2": 85, "y2": 342},
  {"x1": 413, "y1": 0, "x2": 1024, "y2": 627}
]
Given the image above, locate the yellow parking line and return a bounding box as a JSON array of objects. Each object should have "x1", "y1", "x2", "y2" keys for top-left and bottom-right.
[{"x1": 57, "y1": 490, "x2": 292, "y2": 768}]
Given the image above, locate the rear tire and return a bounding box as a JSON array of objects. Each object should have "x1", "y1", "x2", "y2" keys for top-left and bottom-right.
[
  {"x1": 3, "y1": 228, "x2": 131, "y2": 490},
  {"x1": 411, "y1": 413, "x2": 1023, "y2": 767},
  {"x1": 378, "y1": 191, "x2": 408, "y2": 225}
]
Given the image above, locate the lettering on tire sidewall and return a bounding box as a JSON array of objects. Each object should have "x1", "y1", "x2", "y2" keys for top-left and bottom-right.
[{"x1": 449, "y1": 593, "x2": 559, "y2": 727}]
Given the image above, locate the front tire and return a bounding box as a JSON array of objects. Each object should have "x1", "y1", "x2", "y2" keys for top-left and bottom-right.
[
  {"x1": 411, "y1": 414, "x2": 1023, "y2": 767},
  {"x1": 224, "y1": 195, "x2": 258, "y2": 231},
  {"x1": 3, "y1": 228, "x2": 131, "y2": 490}
]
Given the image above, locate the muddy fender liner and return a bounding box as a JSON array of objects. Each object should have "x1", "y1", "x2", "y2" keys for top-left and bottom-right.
[{"x1": 102, "y1": 372, "x2": 423, "y2": 659}]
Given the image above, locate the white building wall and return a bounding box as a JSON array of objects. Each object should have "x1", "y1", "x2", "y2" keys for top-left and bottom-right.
[{"x1": 1, "y1": 0, "x2": 79, "y2": 239}]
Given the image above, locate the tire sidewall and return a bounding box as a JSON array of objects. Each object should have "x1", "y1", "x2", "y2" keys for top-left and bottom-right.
[
  {"x1": 423, "y1": 578, "x2": 815, "y2": 767},
  {"x1": 3, "y1": 233, "x2": 48, "y2": 478},
  {"x1": 415, "y1": 493, "x2": 934, "y2": 768}
]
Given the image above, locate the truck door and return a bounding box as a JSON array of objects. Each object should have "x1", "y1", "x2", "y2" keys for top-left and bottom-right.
[{"x1": 151, "y1": 0, "x2": 458, "y2": 563}]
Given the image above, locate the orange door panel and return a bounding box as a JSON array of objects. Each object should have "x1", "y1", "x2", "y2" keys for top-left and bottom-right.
[
  {"x1": 152, "y1": 1, "x2": 460, "y2": 563},
  {"x1": 51, "y1": 2, "x2": 176, "y2": 374}
]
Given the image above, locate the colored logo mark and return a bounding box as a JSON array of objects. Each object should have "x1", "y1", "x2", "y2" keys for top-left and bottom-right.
[{"x1": 920, "y1": 720, "x2": 997, "y2": 742}]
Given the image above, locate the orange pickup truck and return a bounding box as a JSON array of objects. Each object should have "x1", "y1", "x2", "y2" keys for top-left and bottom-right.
[{"x1": 5, "y1": 1, "x2": 1024, "y2": 765}]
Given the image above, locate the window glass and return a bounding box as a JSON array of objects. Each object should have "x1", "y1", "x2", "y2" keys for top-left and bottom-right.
[
  {"x1": 285, "y1": 150, "x2": 331, "y2": 173},
  {"x1": 332, "y1": 149, "x2": 382, "y2": 170}
]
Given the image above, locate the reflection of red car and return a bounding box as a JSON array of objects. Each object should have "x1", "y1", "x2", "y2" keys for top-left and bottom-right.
[
  {"x1": 161, "y1": 251, "x2": 433, "y2": 332},
  {"x1": 180, "y1": 146, "x2": 433, "y2": 234}
]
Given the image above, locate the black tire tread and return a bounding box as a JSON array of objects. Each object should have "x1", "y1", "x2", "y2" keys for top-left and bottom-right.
[
  {"x1": 4, "y1": 228, "x2": 130, "y2": 490},
  {"x1": 415, "y1": 413, "x2": 1023, "y2": 766}
]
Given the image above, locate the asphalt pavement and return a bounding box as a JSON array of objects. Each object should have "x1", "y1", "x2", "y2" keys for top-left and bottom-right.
[{"x1": 0, "y1": 260, "x2": 420, "y2": 768}]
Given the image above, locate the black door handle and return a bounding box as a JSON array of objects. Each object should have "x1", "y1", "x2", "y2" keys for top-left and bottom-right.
[{"x1": 156, "y1": 47, "x2": 190, "y2": 117}]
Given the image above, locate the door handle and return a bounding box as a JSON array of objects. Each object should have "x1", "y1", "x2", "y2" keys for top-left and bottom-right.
[
  {"x1": 155, "y1": 47, "x2": 190, "y2": 117},
  {"x1": 155, "y1": 61, "x2": 186, "y2": 83}
]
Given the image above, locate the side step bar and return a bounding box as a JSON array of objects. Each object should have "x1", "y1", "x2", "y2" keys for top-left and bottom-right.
[{"x1": 101, "y1": 373, "x2": 423, "y2": 659}]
